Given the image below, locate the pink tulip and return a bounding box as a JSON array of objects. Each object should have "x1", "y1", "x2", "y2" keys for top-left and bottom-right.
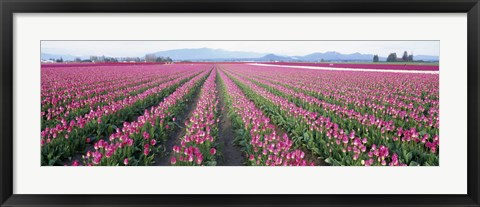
[{"x1": 72, "y1": 160, "x2": 79, "y2": 166}]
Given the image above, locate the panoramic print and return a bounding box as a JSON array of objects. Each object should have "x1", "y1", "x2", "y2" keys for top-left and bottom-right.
[{"x1": 40, "y1": 41, "x2": 439, "y2": 166}]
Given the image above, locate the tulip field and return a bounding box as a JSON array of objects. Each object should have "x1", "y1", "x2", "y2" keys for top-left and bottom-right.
[{"x1": 41, "y1": 63, "x2": 439, "y2": 166}]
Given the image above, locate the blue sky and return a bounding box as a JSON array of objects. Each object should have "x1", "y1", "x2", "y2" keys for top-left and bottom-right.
[{"x1": 41, "y1": 41, "x2": 439, "y2": 57}]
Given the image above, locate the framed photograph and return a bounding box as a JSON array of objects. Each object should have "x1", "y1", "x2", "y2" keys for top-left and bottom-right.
[{"x1": 1, "y1": 0, "x2": 479, "y2": 206}]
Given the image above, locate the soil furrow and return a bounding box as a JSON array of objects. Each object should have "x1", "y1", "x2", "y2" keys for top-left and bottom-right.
[
  {"x1": 154, "y1": 76, "x2": 205, "y2": 166},
  {"x1": 216, "y1": 70, "x2": 245, "y2": 166}
]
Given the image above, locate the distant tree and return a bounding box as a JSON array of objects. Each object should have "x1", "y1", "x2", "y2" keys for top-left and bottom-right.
[
  {"x1": 90, "y1": 56, "x2": 99, "y2": 62},
  {"x1": 145, "y1": 54, "x2": 157, "y2": 62},
  {"x1": 121, "y1": 57, "x2": 139, "y2": 62},
  {"x1": 402, "y1": 51, "x2": 409, "y2": 62},
  {"x1": 106, "y1": 57, "x2": 117, "y2": 62},
  {"x1": 74, "y1": 57, "x2": 82, "y2": 62},
  {"x1": 89, "y1": 55, "x2": 118, "y2": 63},
  {"x1": 373, "y1": 55, "x2": 379, "y2": 62},
  {"x1": 56, "y1": 57, "x2": 63, "y2": 63},
  {"x1": 320, "y1": 58, "x2": 325, "y2": 62},
  {"x1": 386, "y1": 53, "x2": 397, "y2": 62},
  {"x1": 154, "y1": 56, "x2": 173, "y2": 63},
  {"x1": 408, "y1": 54, "x2": 414, "y2": 62}
]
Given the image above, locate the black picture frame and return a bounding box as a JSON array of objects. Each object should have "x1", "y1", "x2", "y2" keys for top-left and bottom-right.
[{"x1": 1, "y1": 0, "x2": 479, "y2": 206}]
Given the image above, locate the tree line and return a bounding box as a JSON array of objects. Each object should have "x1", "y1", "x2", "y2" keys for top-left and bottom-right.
[
  {"x1": 373, "y1": 51, "x2": 414, "y2": 62},
  {"x1": 51, "y1": 54, "x2": 173, "y2": 63}
]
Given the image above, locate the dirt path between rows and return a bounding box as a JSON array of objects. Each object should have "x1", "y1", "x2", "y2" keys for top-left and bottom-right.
[
  {"x1": 154, "y1": 83, "x2": 203, "y2": 166},
  {"x1": 216, "y1": 73, "x2": 245, "y2": 166},
  {"x1": 63, "y1": 82, "x2": 192, "y2": 166}
]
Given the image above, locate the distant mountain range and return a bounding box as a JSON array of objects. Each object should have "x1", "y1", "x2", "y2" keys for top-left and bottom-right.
[
  {"x1": 149, "y1": 48, "x2": 438, "y2": 62},
  {"x1": 151, "y1": 47, "x2": 267, "y2": 60},
  {"x1": 294, "y1": 51, "x2": 386, "y2": 62},
  {"x1": 41, "y1": 48, "x2": 439, "y2": 62}
]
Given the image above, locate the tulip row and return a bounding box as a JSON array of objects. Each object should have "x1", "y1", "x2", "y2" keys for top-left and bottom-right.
[
  {"x1": 41, "y1": 65, "x2": 196, "y2": 112},
  {"x1": 42, "y1": 69, "x2": 191, "y2": 130},
  {"x1": 41, "y1": 65, "x2": 198, "y2": 116},
  {"x1": 258, "y1": 67, "x2": 438, "y2": 129},
  {"x1": 42, "y1": 72, "x2": 151, "y2": 109},
  {"x1": 80, "y1": 69, "x2": 211, "y2": 166},
  {"x1": 41, "y1": 65, "x2": 159, "y2": 106},
  {"x1": 223, "y1": 69, "x2": 430, "y2": 166},
  {"x1": 171, "y1": 69, "x2": 220, "y2": 166},
  {"x1": 219, "y1": 69, "x2": 315, "y2": 166},
  {"x1": 42, "y1": 66, "x2": 127, "y2": 96},
  {"x1": 229, "y1": 65, "x2": 439, "y2": 130},
  {"x1": 227, "y1": 68, "x2": 438, "y2": 157},
  {"x1": 249, "y1": 73, "x2": 438, "y2": 135},
  {"x1": 41, "y1": 68, "x2": 205, "y2": 165}
]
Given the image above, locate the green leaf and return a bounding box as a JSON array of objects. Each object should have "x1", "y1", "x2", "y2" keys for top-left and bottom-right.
[
  {"x1": 303, "y1": 132, "x2": 310, "y2": 140},
  {"x1": 409, "y1": 161, "x2": 420, "y2": 166},
  {"x1": 205, "y1": 161, "x2": 217, "y2": 166},
  {"x1": 406, "y1": 152, "x2": 413, "y2": 162}
]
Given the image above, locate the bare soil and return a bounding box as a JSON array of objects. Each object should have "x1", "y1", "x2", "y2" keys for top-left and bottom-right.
[
  {"x1": 216, "y1": 74, "x2": 245, "y2": 166},
  {"x1": 154, "y1": 86, "x2": 203, "y2": 166}
]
